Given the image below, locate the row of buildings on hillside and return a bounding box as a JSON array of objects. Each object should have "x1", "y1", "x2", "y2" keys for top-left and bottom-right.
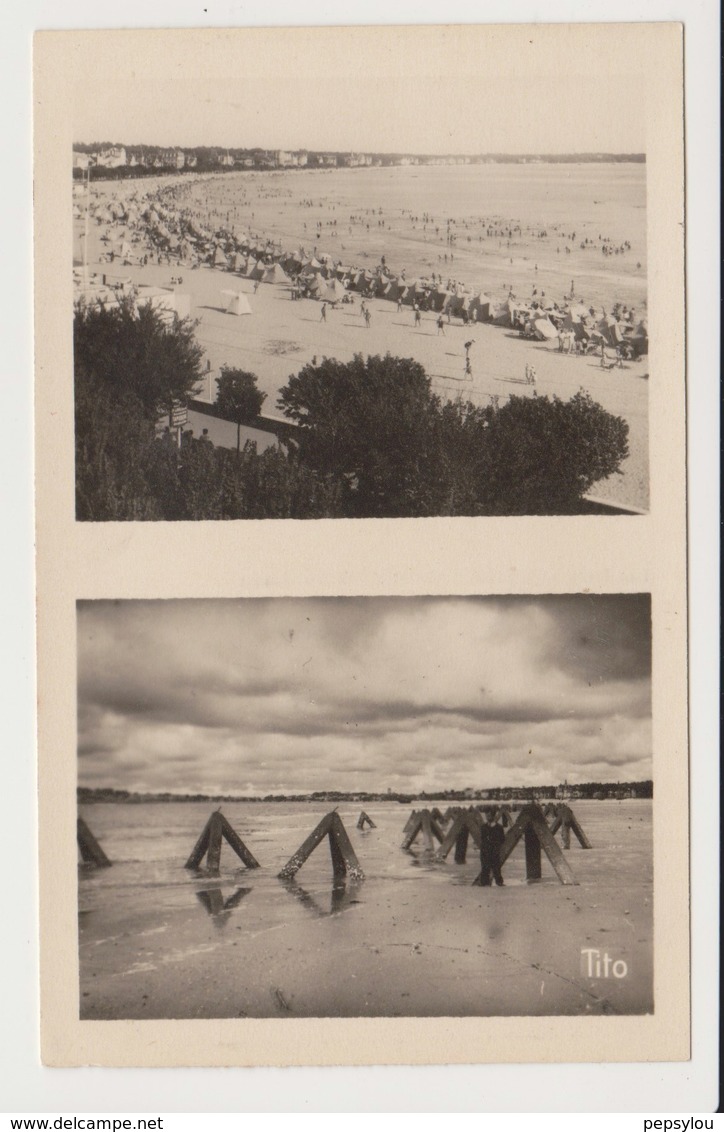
[
  {"x1": 72, "y1": 146, "x2": 556, "y2": 174},
  {"x1": 72, "y1": 146, "x2": 381, "y2": 172}
]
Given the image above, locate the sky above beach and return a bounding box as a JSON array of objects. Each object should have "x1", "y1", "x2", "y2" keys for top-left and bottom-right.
[
  {"x1": 67, "y1": 25, "x2": 647, "y2": 154},
  {"x1": 77, "y1": 596, "x2": 652, "y2": 795}
]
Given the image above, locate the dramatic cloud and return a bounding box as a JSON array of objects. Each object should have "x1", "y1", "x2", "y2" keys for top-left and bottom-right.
[{"x1": 77, "y1": 596, "x2": 652, "y2": 794}]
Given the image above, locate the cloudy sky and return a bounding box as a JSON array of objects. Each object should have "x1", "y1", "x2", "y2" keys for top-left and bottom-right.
[
  {"x1": 65, "y1": 25, "x2": 646, "y2": 154},
  {"x1": 77, "y1": 596, "x2": 651, "y2": 795}
]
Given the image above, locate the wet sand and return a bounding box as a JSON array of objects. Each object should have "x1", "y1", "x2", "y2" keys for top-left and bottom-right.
[
  {"x1": 74, "y1": 166, "x2": 649, "y2": 509},
  {"x1": 79, "y1": 800, "x2": 653, "y2": 1020}
]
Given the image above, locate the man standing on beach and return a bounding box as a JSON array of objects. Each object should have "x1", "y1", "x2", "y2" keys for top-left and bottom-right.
[
  {"x1": 364, "y1": 308, "x2": 371, "y2": 329},
  {"x1": 320, "y1": 302, "x2": 327, "y2": 322},
  {"x1": 478, "y1": 812, "x2": 505, "y2": 887},
  {"x1": 436, "y1": 315, "x2": 445, "y2": 335},
  {"x1": 464, "y1": 339, "x2": 475, "y2": 362}
]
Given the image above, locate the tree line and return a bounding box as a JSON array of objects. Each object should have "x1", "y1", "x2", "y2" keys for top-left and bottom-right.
[{"x1": 74, "y1": 298, "x2": 630, "y2": 521}]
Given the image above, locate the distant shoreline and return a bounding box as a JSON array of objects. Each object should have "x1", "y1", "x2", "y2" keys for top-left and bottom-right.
[{"x1": 78, "y1": 781, "x2": 653, "y2": 804}]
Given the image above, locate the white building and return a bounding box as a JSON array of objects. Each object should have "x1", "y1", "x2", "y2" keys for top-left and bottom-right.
[{"x1": 96, "y1": 146, "x2": 127, "y2": 168}]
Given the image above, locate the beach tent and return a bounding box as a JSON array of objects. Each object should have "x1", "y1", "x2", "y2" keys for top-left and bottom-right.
[
  {"x1": 325, "y1": 278, "x2": 348, "y2": 301},
  {"x1": 625, "y1": 318, "x2": 648, "y2": 356},
  {"x1": 561, "y1": 303, "x2": 590, "y2": 338},
  {"x1": 308, "y1": 275, "x2": 330, "y2": 296},
  {"x1": 597, "y1": 315, "x2": 625, "y2": 346},
  {"x1": 213, "y1": 246, "x2": 230, "y2": 268},
  {"x1": 262, "y1": 263, "x2": 290, "y2": 285},
  {"x1": 247, "y1": 260, "x2": 266, "y2": 281},
  {"x1": 281, "y1": 252, "x2": 303, "y2": 272},
  {"x1": 468, "y1": 293, "x2": 493, "y2": 321},
  {"x1": 430, "y1": 288, "x2": 453, "y2": 312},
  {"x1": 533, "y1": 318, "x2": 559, "y2": 341},
  {"x1": 444, "y1": 292, "x2": 472, "y2": 317},
  {"x1": 221, "y1": 290, "x2": 252, "y2": 316},
  {"x1": 382, "y1": 280, "x2": 405, "y2": 303},
  {"x1": 347, "y1": 272, "x2": 365, "y2": 292}
]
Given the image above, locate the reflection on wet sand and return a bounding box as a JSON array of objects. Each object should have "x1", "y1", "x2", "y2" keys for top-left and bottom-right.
[
  {"x1": 281, "y1": 877, "x2": 363, "y2": 917},
  {"x1": 195, "y1": 886, "x2": 252, "y2": 929}
]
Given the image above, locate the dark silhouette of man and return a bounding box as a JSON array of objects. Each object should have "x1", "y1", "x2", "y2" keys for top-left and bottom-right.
[{"x1": 479, "y1": 813, "x2": 505, "y2": 886}]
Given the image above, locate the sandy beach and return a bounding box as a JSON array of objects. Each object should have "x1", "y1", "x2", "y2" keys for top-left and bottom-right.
[
  {"x1": 78, "y1": 799, "x2": 653, "y2": 1020},
  {"x1": 74, "y1": 165, "x2": 649, "y2": 510}
]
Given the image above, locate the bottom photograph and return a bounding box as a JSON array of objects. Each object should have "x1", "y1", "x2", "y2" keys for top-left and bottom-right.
[{"x1": 76, "y1": 594, "x2": 653, "y2": 1020}]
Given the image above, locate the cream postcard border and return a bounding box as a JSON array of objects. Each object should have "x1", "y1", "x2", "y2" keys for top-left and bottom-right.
[{"x1": 34, "y1": 23, "x2": 687, "y2": 1067}]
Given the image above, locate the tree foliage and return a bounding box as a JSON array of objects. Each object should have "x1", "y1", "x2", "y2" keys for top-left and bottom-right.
[
  {"x1": 75, "y1": 314, "x2": 629, "y2": 520},
  {"x1": 74, "y1": 296, "x2": 204, "y2": 420},
  {"x1": 214, "y1": 367, "x2": 267, "y2": 453},
  {"x1": 277, "y1": 356, "x2": 629, "y2": 516},
  {"x1": 277, "y1": 353, "x2": 443, "y2": 517}
]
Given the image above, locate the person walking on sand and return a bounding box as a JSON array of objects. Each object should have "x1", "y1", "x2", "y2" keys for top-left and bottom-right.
[
  {"x1": 464, "y1": 339, "x2": 475, "y2": 362},
  {"x1": 320, "y1": 302, "x2": 327, "y2": 322},
  {"x1": 397, "y1": 296, "x2": 403, "y2": 313},
  {"x1": 414, "y1": 306, "x2": 422, "y2": 327},
  {"x1": 478, "y1": 812, "x2": 505, "y2": 887},
  {"x1": 436, "y1": 315, "x2": 445, "y2": 336},
  {"x1": 364, "y1": 308, "x2": 371, "y2": 329}
]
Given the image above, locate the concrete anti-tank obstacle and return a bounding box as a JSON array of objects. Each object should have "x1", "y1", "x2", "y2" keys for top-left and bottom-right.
[
  {"x1": 546, "y1": 803, "x2": 592, "y2": 850},
  {"x1": 472, "y1": 802, "x2": 578, "y2": 886},
  {"x1": 184, "y1": 810, "x2": 260, "y2": 874},
  {"x1": 402, "y1": 809, "x2": 419, "y2": 834},
  {"x1": 278, "y1": 811, "x2": 364, "y2": 881},
  {"x1": 77, "y1": 817, "x2": 112, "y2": 867},
  {"x1": 435, "y1": 807, "x2": 482, "y2": 862},
  {"x1": 401, "y1": 809, "x2": 445, "y2": 852},
  {"x1": 356, "y1": 811, "x2": 377, "y2": 830}
]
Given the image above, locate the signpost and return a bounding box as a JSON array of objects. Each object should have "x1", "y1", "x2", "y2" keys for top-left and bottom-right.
[{"x1": 170, "y1": 402, "x2": 188, "y2": 447}]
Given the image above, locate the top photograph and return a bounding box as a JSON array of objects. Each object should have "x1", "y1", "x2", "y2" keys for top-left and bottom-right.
[{"x1": 66, "y1": 25, "x2": 661, "y2": 521}]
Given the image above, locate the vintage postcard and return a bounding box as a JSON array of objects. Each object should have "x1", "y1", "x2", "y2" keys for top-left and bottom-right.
[{"x1": 34, "y1": 23, "x2": 688, "y2": 1068}]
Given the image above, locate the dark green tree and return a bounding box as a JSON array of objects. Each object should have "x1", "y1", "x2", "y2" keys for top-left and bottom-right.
[
  {"x1": 278, "y1": 355, "x2": 629, "y2": 517},
  {"x1": 74, "y1": 296, "x2": 204, "y2": 421},
  {"x1": 473, "y1": 390, "x2": 630, "y2": 514},
  {"x1": 277, "y1": 353, "x2": 443, "y2": 517},
  {"x1": 214, "y1": 367, "x2": 267, "y2": 453}
]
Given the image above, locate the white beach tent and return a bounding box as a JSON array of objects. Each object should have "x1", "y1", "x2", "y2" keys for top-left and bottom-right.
[{"x1": 221, "y1": 290, "x2": 252, "y2": 316}]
